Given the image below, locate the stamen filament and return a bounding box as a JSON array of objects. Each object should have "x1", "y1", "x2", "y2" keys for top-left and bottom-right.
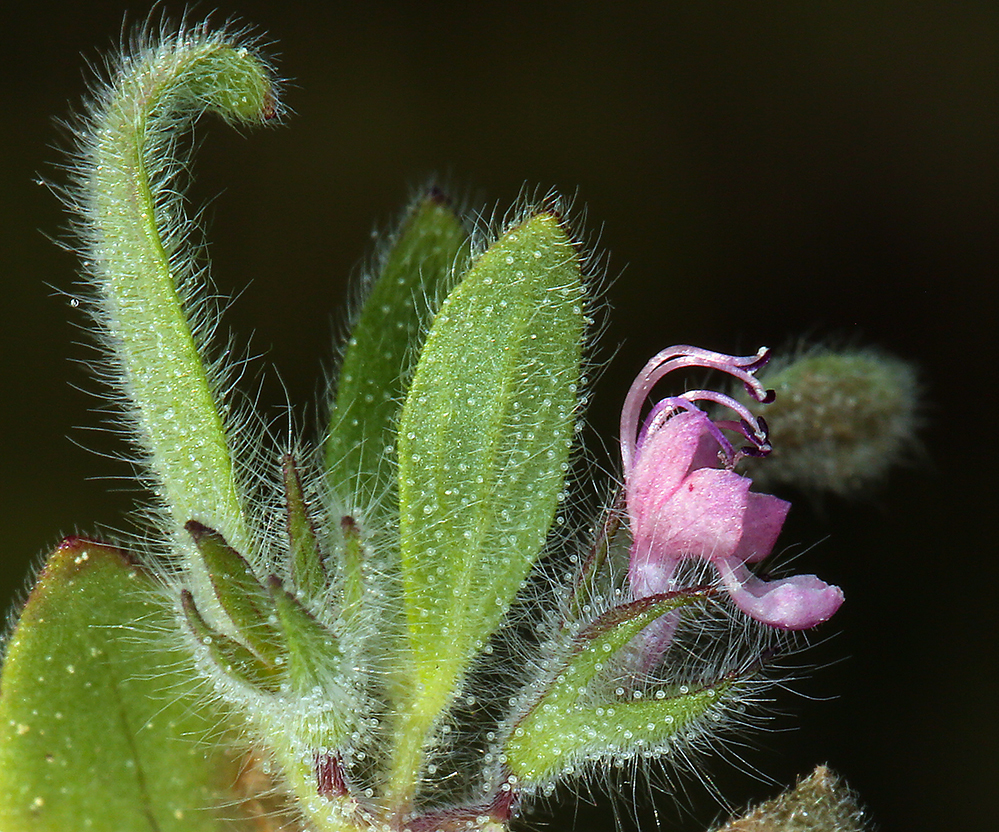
[{"x1": 621, "y1": 346, "x2": 771, "y2": 470}]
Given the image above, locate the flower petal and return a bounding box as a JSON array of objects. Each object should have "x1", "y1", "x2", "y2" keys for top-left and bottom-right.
[
  {"x1": 735, "y1": 491, "x2": 791, "y2": 564},
  {"x1": 628, "y1": 553, "x2": 679, "y2": 598},
  {"x1": 635, "y1": 465, "x2": 788, "y2": 565},
  {"x1": 719, "y1": 562, "x2": 844, "y2": 629},
  {"x1": 626, "y1": 410, "x2": 721, "y2": 529}
]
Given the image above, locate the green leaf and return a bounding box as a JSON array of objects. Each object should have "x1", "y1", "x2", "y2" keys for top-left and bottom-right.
[
  {"x1": 77, "y1": 35, "x2": 277, "y2": 557},
  {"x1": 505, "y1": 591, "x2": 728, "y2": 784},
  {"x1": 0, "y1": 539, "x2": 242, "y2": 831},
  {"x1": 325, "y1": 191, "x2": 470, "y2": 507},
  {"x1": 392, "y1": 211, "x2": 584, "y2": 785}
]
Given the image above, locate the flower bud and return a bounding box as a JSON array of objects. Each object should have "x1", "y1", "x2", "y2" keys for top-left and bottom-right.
[{"x1": 741, "y1": 347, "x2": 919, "y2": 496}]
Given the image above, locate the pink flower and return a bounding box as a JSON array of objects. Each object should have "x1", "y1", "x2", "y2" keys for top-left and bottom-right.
[{"x1": 621, "y1": 346, "x2": 843, "y2": 630}]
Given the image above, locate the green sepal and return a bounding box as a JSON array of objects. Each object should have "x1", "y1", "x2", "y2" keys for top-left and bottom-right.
[
  {"x1": 185, "y1": 521, "x2": 283, "y2": 666},
  {"x1": 0, "y1": 539, "x2": 243, "y2": 831},
  {"x1": 509, "y1": 682, "x2": 730, "y2": 784},
  {"x1": 564, "y1": 494, "x2": 626, "y2": 624},
  {"x1": 339, "y1": 515, "x2": 366, "y2": 629},
  {"x1": 267, "y1": 577, "x2": 342, "y2": 695},
  {"x1": 325, "y1": 191, "x2": 470, "y2": 506},
  {"x1": 396, "y1": 210, "x2": 584, "y2": 716},
  {"x1": 267, "y1": 579, "x2": 352, "y2": 751},
  {"x1": 282, "y1": 455, "x2": 326, "y2": 597},
  {"x1": 505, "y1": 590, "x2": 725, "y2": 784},
  {"x1": 180, "y1": 590, "x2": 281, "y2": 693}
]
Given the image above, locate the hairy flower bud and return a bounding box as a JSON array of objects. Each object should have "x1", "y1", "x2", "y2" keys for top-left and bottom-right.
[{"x1": 740, "y1": 347, "x2": 920, "y2": 496}]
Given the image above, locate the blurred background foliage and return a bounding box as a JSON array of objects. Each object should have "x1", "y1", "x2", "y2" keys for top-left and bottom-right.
[{"x1": 1, "y1": 2, "x2": 993, "y2": 830}]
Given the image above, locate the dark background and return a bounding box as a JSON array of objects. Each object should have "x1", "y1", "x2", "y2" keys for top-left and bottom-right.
[{"x1": 2, "y1": 2, "x2": 994, "y2": 830}]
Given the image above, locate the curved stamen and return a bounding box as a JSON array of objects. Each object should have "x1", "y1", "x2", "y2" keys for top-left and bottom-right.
[
  {"x1": 679, "y1": 390, "x2": 772, "y2": 456},
  {"x1": 637, "y1": 397, "x2": 736, "y2": 461},
  {"x1": 713, "y1": 418, "x2": 772, "y2": 460},
  {"x1": 621, "y1": 345, "x2": 772, "y2": 471}
]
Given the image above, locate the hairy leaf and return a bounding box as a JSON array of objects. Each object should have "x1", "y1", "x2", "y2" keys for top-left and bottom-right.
[
  {"x1": 392, "y1": 211, "x2": 584, "y2": 793},
  {"x1": 75, "y1": 34, "x2": 277, "y2": 555},
  {"x1": 0, "y1": 539, "x2": 242, "y2": 831},
  {"x1": 325, "y1": 192, "x2": 469, "y2": 508}
]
